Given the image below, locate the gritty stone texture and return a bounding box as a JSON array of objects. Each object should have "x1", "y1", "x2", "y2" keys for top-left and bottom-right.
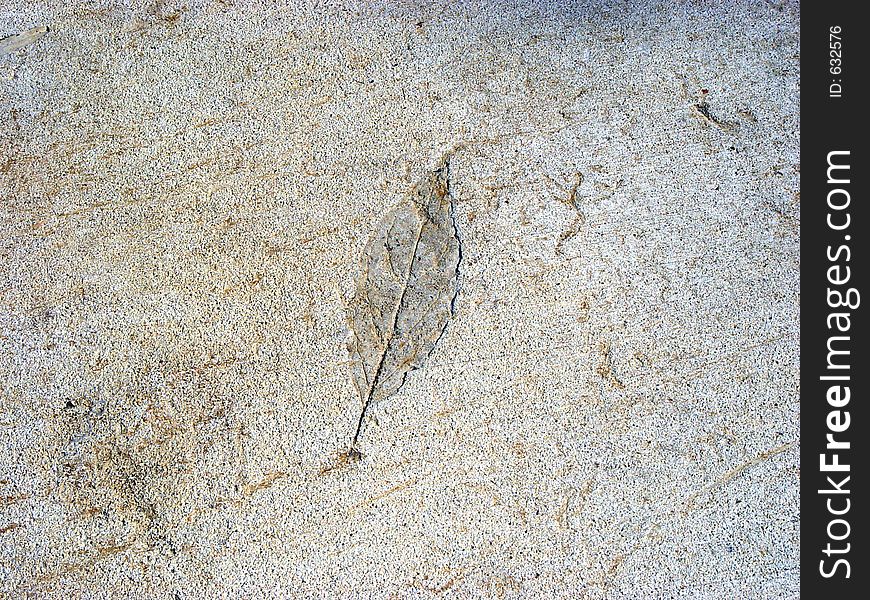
[{"x1": 1, "y1": 1, "x2": 799, "y2": 598}]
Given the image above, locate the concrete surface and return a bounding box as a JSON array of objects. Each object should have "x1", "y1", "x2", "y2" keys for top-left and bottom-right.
[{"x1": 1, "y1": 1, "x2": 799, "y2": 597}]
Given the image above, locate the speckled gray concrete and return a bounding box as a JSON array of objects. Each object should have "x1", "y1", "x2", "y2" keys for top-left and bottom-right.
[{"x1": 1, "y1": 1, "x2": 799, "y2": 597}]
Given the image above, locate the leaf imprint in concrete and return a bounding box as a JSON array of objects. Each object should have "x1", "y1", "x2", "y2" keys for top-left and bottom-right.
[
  {"x1": 0, "y1": 26, "x2": 48, "y2": 56},
  {"x1": 344, "y1": 156, "x2": 461, "y2": 458}
]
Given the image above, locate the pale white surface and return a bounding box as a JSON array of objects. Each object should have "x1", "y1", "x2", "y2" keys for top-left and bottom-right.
[{"x1": 1, "y1": 1, "x2": 799, "y2": 597}]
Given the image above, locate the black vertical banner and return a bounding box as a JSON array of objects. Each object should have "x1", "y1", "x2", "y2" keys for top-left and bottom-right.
[{"x1": 802, "y1": 2, "x2": 867, "y2": 596}]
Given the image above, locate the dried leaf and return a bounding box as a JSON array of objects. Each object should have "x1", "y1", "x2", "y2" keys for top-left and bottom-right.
[
  {"x1": 0, "y1": 26, "x2": 48, "y2": 57},
  {"x1": 345, "y1": 156, "x2": 461, "y2": 452}
]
